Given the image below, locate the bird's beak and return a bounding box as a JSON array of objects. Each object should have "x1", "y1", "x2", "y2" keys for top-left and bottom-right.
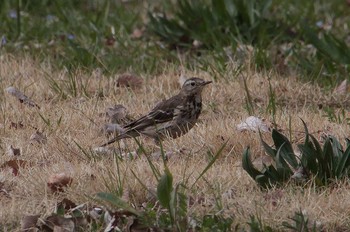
[{"x1": 202, "y1": 81, "x2": 212, "y2": 86}]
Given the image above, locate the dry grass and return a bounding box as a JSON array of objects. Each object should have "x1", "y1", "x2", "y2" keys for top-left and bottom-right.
[{"x1": 1, "y1": 55, "x2": 350, "y2": 230}]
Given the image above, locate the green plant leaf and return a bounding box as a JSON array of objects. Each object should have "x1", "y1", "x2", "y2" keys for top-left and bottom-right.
[
  {"x1": 297, "y1": 143, "x2": 318, "y2": 174},
  {"x1": 272, "y1": 129, "x2": 298, "y2": 169},
  {"x1": 322, "y1": 138, "x2": 335, "y2": 179},
  {"x1": 255, "y1": 174, "x2": 270, "y2": 188},
  {"x1": 96, "y1": 192, "x2": 140, "y2": 216},
  {"x1": 261, "y1": 137, "x2": 277, "y2": 159},
  {"x1": 157, "y1": 167, "x2": 173, "y2": 209},
  {"x1": 335, "y1": 143, "x2": 350, "y2": 178},
  {"x1": 242, "y1": 147, "x2": 264, "y2": 179},
  {"x1": 275, "y1": 142, "x2": 292, "y2": 171}
]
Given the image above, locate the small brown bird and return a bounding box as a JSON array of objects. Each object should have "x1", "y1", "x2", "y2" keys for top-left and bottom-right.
[{"x1": 101, "y1": 77, "x2": 212, "y2": 146}]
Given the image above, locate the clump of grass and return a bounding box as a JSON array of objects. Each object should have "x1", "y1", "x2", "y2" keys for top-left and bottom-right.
[
  {"x1": 148, "y1": 0, "x2": 350, "y2": 84},
  {"x1": 0, "y1": 1, "x2": 172, "y2": 74}
]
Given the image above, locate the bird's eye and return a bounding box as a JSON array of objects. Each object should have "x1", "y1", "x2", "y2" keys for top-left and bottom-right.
[{"x1": 190, "y1": 82, "x2": 195, "y2": 86}]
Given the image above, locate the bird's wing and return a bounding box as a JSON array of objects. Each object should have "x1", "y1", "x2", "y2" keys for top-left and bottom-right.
[{"x1": 123, "y1": 95, "x2": 183, "y2": 132}]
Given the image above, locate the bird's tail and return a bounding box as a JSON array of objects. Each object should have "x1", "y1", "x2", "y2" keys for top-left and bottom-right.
[{"x1": 100, "y1": 135, "x2": 125, "y2": 147}]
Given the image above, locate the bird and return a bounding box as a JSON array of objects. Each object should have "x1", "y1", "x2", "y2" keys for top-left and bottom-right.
[{"x1": 100, "y1": 77, "x2": 212, "y2": 146}]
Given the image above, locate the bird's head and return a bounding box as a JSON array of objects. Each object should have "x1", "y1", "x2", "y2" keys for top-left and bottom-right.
[{"x1": 181, "y1": 77, "x2": 212, "y2": 96}]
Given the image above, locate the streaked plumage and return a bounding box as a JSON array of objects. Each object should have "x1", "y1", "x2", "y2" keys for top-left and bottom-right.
[{"x1": 101, "y1": 77, "x2": 212, "y2": 146}]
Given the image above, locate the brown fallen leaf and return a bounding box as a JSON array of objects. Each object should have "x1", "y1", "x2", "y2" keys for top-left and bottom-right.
[
  {"x1": 6, "y1": 86, "x2": 40, "y2": 109},
  {"x1": 47, "y1": 173, "x2": 73, "y2": 193},
  {"x1": 0, "y1": 159, "x2": 28, "y2": 176},
  {"x1": 8, "y1": 145, "x2": 21, "y2": 156},
  {"x1": 116, "y1": 74, "x2": 143, "y2": 89},
  {"x1": 41, "y1": 215, "x2": 74, "y2": 232},
  {"x1": 21, "y1": 214, "x2": 40, "y2": 232}
]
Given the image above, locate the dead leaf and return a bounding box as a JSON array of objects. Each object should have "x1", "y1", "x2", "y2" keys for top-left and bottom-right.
[
  {"x1": 30, "y1": 131, "x2": 47, "y2": 144},
  {"x1": 42, "y1": 215, "x2": 74, "y2": 232},
  {"x1": 21, "y1": 214, "x2": 40, "y2": 232},
  {"x1": 116, "y1": 74, "x2": 143, "y2": 89},
  {"x1": 106, "y1": 104, "x2": 128, "y2": 123},
  {"x1": 47, "y1": 173, "x2": 73, "y2": 193},
  {"x1": 8, "y1": 145, "x2": 21, "y2": 156},
  {"x1": 6, "y1": 86, "x2": 40, "y2": 109},
  {"x1": 237, "y1": 116, "x2": 270, "y2": 132},
  {"x1": 0, "y1": 159, "x2": 28, "y2": 175}
]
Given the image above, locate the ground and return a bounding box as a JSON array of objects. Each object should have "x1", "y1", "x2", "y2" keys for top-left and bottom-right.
[{"x1": 1, "y1": 55, "x2": 350, "y2": 230}]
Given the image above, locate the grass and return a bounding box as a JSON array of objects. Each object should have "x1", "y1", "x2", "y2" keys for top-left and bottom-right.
[
  {"x1": 1, "y1": 55, "x2": 350, "y2": 230},
  {"x1": 1, "y1": 0, "x2": 350, "y2": 230}
]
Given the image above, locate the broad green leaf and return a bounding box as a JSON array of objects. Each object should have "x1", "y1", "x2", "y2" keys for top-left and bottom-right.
[
  {"x1": 242, "y1": 147, "x2": 264, "y2": 179},
  {"x1": 298, "y1": 144, "x2": 318, "y2": 174},
  {"x1": 255, "y1": 174, "x2": 270, "y2": 188},
  {"x1": 309, "y1": 134, "x2": 324, "y2": 163},
  {"x1": 335, "y1": 144, "x2": 350, "y2": 177},
  {"x1": 322, "y1": 138, "x2": 335, "y2": 179},
  {"x1": 262, "y1": 164, "x2": 279, "y2": 180},
  {"x1": 157, "y1": 167, "x2": 173, "y2": 209},
  {"x1": 261, "y1": 138, "x2": 277, "y2": 158},
  {"x1": 272, "y1": 129, "x2": 298, "y2": 168},
  {"x1": 96, "y1": 192, "x2": 140, "y2": 216},
  {"x1": 275, "y1": 142, "x2": 293, "y2": 172}
]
